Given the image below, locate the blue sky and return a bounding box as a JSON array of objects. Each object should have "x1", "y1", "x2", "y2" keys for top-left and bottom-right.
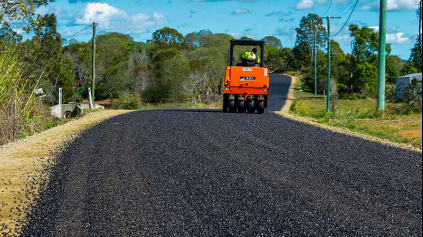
[{"x1": 34, "y1": 0, "x2": 421, "y2": 59}]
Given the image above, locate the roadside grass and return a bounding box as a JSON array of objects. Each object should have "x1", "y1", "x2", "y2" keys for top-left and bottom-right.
[{"x1": 289, "y1": 73, "x2": 422, "y2": 149}]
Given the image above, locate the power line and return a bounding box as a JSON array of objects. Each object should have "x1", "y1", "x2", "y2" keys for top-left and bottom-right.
[
  {"x1": 335, "y1": 0, "x2": 353, "y2": 16},
  {"x1": 332, "y1": 0, "x2": 359, "y2": 37},
  {"x1": 64, "y1": 25, "x2": 92, "y2": 41},
  {"x1": 322, "y1": 0, "x2": 334, "y2": 16},
  {"x1": 339, "y1": 3, "x2": 357, "y2": 17}
]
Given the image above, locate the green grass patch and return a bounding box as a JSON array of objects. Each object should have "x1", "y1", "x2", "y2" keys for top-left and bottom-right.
[{"x1": 288, "y1": 73, "x2": 422, "y2": 149}]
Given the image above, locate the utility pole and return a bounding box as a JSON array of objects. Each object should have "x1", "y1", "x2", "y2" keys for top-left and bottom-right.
[
  {"x1": 314, "y1": 29, "x2": 317, "y2": 95},
  {"x1": 377, "y1": 0, "x2": 387, "y2": 111},
  {"x1": 419, "y1": 0, "x2": 422, "y2": 61},
  {"x1": 322, "y1": 16, "x2": 341, "y2": 113},
  {"x1": 311, "y1": 35, "x2": 314, "y2": 76},
  {"x1": 92, "y1": 22, "x2": 97, "y2": 102}
]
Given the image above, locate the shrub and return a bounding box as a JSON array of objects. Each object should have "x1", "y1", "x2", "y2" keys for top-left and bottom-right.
[
  {"x1": 141, "y1": 85, "x2": 170, "y2": 104},
  {"x1": 111, "y1": 92, "x2": 141, "y2": 110}
]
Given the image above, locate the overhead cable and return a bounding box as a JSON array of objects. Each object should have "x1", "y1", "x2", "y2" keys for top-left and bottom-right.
[
  {"x1": 322, "y1": 0, "x2": 334, "y2": 16},
  {"x1": 332, "y1": 0, "x2": 359, "y2": 37},
  {"x1": 64, "y1": 25, "x2": 92, "y2": 41},
  {"x1": 335, "y1": 0, "x2": 353, "y2": 16}
]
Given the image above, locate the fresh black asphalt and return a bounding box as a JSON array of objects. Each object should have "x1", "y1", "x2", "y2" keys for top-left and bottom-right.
[
  {"x1": 23, "y1": 74, "x2": 422, "y2": 236},
  {"x1": 267, "y1": 74, "x2": 291, "y2": 112}
]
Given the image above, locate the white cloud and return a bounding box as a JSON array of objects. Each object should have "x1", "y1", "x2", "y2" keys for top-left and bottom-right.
[
  {"x1": 386, "y1": 0, "x2": 419, "y2": 10},
  {"x1": 74, "y1": 3, "x2": 168, "y2": 34},
  {"x1": 275, "y1": 26, "x2": 294, "y2": 36},
  {"x1": 232, "y1": 8, "x2": 250, "y2": 14},
  {"x1": 386, "y1": 32, "x2": 411, "y2": 44},
  {"x1": 296, "y1": 0, "x2": 326, "y2": 10},
  {"x1": 36, "y1": 5, "x2": 69, "y2": 19},
  {"x1": 367, "y1": 26, "x2": 411, "y2": 44},
  {"x1": 369, "y1": 26, "x2": 379, "y2": 31},
  {"x1": 361, "y1": 0, "x2": 419, "y2": 11},
  {"x1": 334, "y1": 34, "x2": 353, "y2": 42},
  {"x1": 127, "y1": 12, "x2": 168, "y2": 33},
  {"x1": 75, "y1": 3, "x2": 128, "y2": 29}
]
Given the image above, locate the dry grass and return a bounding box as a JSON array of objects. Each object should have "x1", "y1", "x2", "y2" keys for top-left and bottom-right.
[{"x1": 0, "y1": 110, "x2": 132, "y2": 236}]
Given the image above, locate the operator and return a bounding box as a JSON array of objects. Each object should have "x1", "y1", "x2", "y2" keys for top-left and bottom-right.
[{"x1": 241, "y1": 48, "x2": 261, "y2": 64}]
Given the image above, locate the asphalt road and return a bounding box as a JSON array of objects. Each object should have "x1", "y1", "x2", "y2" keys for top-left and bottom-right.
[
  {"x1": 267, "y1": 74, "x2": 291, "y2": 112},
  {"x1": 23, "y1": 74, "x2": 422, "y2": 236}
]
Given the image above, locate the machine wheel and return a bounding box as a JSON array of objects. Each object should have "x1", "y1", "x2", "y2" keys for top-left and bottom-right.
[
  {"x1": 229, "y1": 100, "x2": 236, "y2": 113},
  {"x1": 256, "y1": 100, "x2": 265, "y2": 114},
  {"x1": 246, "y1": 99, "x2": 255, "y2": 113},
  {"x1": 237, "y1": 100, "x2": 245, "y2": 113},
  {"x1": 223, "y1": 95, "x2": 229, "y2": 112}
]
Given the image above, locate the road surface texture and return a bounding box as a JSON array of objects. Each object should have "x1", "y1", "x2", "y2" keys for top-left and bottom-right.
[
  {"x1": 267, "y1": 74, "x2": 291, "y2": 112},
  {"x1": 23, "y1": 74, "x2": 421, "y2": 236}
]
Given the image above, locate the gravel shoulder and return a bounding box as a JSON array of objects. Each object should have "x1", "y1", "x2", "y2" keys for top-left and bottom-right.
[{"x1": 0, "y1": 110, "x2": 132, "y2": 235}]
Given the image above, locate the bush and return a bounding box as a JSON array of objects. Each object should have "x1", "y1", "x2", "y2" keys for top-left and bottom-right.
[
  {"x1": 141, "y1": 86, "x2": 170, "y2": 104},
  {"x1": 201, "y1": 94, "x2": 221, "y2": 104},
  {"x1": 111, "y1": 92, "x2": 141, "y2": 110}
]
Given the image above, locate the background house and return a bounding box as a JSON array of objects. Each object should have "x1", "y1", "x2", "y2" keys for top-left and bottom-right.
[{"x1": 396, "y1": 73, "x2": 422, "y2": 101}]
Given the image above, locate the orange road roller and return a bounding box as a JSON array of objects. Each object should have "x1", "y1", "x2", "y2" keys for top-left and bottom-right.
[{"x1": 223, "y1": 39, "x2": 269, "y2": 114}]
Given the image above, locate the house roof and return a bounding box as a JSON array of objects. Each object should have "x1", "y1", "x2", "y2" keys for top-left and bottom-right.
[{"x1": 397, "y1": 73, "x2": 422, "y2": 82}]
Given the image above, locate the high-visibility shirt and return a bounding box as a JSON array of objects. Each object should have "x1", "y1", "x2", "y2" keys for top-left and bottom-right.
[{"x1": 242, "y1": 52, "x2": 260, "y2": 64}]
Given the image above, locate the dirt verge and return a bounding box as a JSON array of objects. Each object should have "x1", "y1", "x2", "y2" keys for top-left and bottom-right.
[{"x1": 0, "y1": 110, "x2": 132, "y2": 236}]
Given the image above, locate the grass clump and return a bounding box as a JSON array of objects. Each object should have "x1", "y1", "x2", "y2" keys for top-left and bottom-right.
[
  {"x1": 0, "y1": 46, "x2": 70, "y2": 145},
  {"x1": 0, "y1": 47, "x2": 40, "y2": 144}
]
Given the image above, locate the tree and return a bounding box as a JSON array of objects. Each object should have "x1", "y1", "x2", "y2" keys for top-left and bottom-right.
[
  {"x1": 187, "y1": 47, "x2": 226, "y2": 94},
  {"x1": 152, "y1": 27, "x2": 184, "y2": 45},
  {"x1": 265, "y1": 45, "x2": 283, "y2": 69},
  {"x1": 410, "y1": 2, "x2": 422, "y2": 73},
  {"x1": 401, "y1": 63, "x2": 417, "y2": 75},
  {"x1": 410, "y1": 43, "x2": 422, "y2": 73},
  {"x1": 386, "y1": 55, "x2": 404, "y2": 83},
  {"x1": 184, "y1": 29, "x2": 212, "y2": 49},
  {"x1": 0, "y1": 0, "x2": 54, "y2": 20},
  {"x1": 295, "y1": 13, "x2": 326, "y2": 50},
  {"x1": 329, "y1": 40, "x2": 349, "y2": 95},
  {"x1": 0, "y1": 22, "x2": 22, "y2": 44},
  {"x1": 162, "y1": 54, "x2": 191, "y2": 101},
  {"x1": 262, "y1": 36, "x2": 282, "y2": 49},
  {"x1": 21, "y1": 14, "x2": 75, "y2": 104},
  {"x1": 349, "y1": 25, "x2": 391, "y2": 63},
  {"x1": 240, "y1": 36, "x2": 254, "y2": 41},
  {"x1": 0, "y1": 0, "x2": 55, "y2": 32},
  {"x1": 203, "y1": 33, "x2": 232, "y2": 48},
  {"x1": 348, "y1": 24, "x2": 391, "y2": 95},
  {"x1": 292, "y1": 42, "x2": 311, "y2": 71}
]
